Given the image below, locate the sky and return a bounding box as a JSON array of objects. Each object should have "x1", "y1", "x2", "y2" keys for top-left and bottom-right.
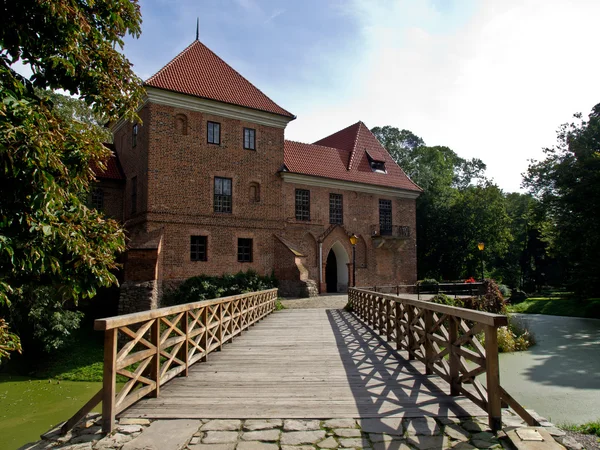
[{"x1": 121, "y1": 0, "x2": 600, "y2": 192}]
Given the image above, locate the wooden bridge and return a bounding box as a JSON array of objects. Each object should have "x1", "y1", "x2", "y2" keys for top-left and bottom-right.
[{"x1": 63, "y1": 288, "x2": 538, "y2": 435}]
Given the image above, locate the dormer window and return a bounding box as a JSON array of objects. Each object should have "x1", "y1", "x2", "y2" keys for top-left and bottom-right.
[{"x1": 366, "y1": 151, "x2": 386, "y2": 173}]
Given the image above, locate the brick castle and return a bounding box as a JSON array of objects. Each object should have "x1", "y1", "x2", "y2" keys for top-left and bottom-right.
[{"x1": 93, "y1": 39, "x2": 422, "y2": 313}]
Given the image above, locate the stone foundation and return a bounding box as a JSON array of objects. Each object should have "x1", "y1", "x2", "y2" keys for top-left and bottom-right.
[
  {"x1": 118, "y1": 280, "x2": 160, "y2": 315},
  {"x1": 279, "y1": 279, "x2": 319, "y2": 298}
]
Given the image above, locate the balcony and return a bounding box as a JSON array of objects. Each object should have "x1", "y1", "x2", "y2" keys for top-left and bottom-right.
[{"x1": 370, "y1": 224, "x2": 411, "y2": 241}]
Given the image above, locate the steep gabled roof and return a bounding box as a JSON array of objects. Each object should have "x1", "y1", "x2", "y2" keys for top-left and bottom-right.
[
  {"x1": 145, "y1": 40, "x2": 294, "y2": 118},
  {"x1": 284, "y1": 121, "x2": 422, "y2": 192},
  {"x1": 92, "y1": 144, "x2": 125, "y2": 181}
]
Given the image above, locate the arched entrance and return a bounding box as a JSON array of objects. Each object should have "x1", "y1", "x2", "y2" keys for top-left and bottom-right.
[{"x1": 325, "y1": 241, "x2": 350, "y2": 293}]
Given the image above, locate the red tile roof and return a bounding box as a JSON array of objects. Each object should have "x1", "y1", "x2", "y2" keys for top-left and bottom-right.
[
  {"x1": 284, "y1": 122, "x2": 422, "y2": 193},
  {"x1": 145, "y1": 40, "x2": 295, "y2": 118},
  {"x1": 92, "y1": 144, "x2": 125, "y2": 181}
]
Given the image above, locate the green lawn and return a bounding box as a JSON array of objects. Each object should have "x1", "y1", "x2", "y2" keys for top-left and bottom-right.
[{"x1": 507, "y1": 296, "x2": 600, "y2": 319}]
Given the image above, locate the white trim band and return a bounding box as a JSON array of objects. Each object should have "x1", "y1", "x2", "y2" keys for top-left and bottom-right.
[{"x1": 280, "y1": 172, "x2": 421, "y2": 199}]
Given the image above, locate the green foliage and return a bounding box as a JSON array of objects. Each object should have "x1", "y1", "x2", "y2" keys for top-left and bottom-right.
[
  {"x1": 419, "y1": 279, "x2": 439, "y2": 286},
  {"x1": 275, "y1": 298, "x2": 286, "y2": 311},
  {"x1": 162, "y1": 270, "x2": 278, "y2": 306},
  {"x1": 490, "y1": 319, "x2": 535, "y2": 352},
  {"x1": 0, "y1": 0, "x2": 144, "y2": 357},
  {"x1": 373, "y1": 125, "x2": 515, "y2": 282},
  {"x1": 0, "y1": 318, "x2": 21, "y2": 361},
  {"x1": 497, "y1": 284, "x2": 511, "y2": 299},
  {"x1": 3, "y1": 287, "x2": 84, "y2": 354},
  {"x1": 430, "y1": 279, "x2": 506, "y2": 314},
  {"x1": 507, "y1": 296, "x2": 600, "y2": 319},
  {"x1": 509, "y1": 289, "x2": 528, "y2": 303},
  {"x1": 524, "y1": 104, "x2": 600, "y2": 297},
  {"x1": 561, "y1": 421, "x2": 600, "y2": 437}
]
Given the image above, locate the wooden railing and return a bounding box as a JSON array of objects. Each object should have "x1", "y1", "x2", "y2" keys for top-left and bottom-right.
[
  {"x1": 348, "y1": 288, "x2": 538, "y2": 431},
  {"x1": 62, "y1": 289, "x2": 278, "y2": 434}
]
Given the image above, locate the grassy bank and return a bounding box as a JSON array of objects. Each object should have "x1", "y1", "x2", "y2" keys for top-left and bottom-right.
[
  {"x1": 2, "y1": 325, "x2": 104, "y2": 382},
  {"x1": 507, "y1": 296, "x2": 600, "y2": 319}
]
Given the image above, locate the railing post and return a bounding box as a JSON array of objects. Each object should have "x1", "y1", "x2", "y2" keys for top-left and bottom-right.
[
  {"x1": 485, "y1": 324, "x2": 502, "y2": 432},
  {"x1": 386, "y1": 300, "x2": 393, "y2": 341},
  {"x1": 395, "y1": 302, "x2": 402, "y2": 351},
  {"x1": 406, "y1": 305, "x2": 415, "y2": 360},
  {"x1": 181, "y1": 311, "x2": 189, "y2": 377},
  {"x1": 151, "y1": 318, "x2": 160, "y2": 397},
  {"x1": 101, "y1": 328, "x2": 117, "y2": 434},
  {"x1": 424, "y1": 310, "x2": 433, "y2": 375},
  {"x1": 201, "y1": 306, "x2": 208, "y2": 362},
  {"x1": 449, "y1": 317, "x2": 460, "y2": 395},
  {"x1": 217, "y1": 303, "x2": 223, "y2": 351}
]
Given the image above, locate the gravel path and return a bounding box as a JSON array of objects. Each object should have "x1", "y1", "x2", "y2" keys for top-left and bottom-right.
[{"x1": 280, "y1": 294, "x2": 349, "y2": 309}]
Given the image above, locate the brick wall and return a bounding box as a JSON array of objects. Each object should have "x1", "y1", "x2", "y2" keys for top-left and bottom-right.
[{"x1": 112, "y1": 99, "x2": 418, "y2": 303}]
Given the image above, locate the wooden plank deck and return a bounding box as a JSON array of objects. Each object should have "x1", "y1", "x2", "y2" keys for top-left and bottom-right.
[{"x1": 121, "y1": 309, "x2": 487, "y2": 419}]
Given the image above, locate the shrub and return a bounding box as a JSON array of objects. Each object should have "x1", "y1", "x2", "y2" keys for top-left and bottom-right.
[
  {"x1": 431, "y1": 293, "x2": 462, "y2": 307},
  {"x1": 483, "y1": 316, "x2": 535, "y2": 352},
  {"x1": 419, "y1": 279, "x2": 439, "y2": 287},
  {"x1": 509, "y1": 289, "x2": 528, "y2": 303},
  {"x1": 162, "y1": 270, "x2": 278, "y2": 307},
  {"x1": 0, "y1": 318, "x2": 22, "y2": 362},
  {"x1": 477, "y1": 279, "x2": 507, "y2": 314},
  {"x1": 2, "y1": 286, "x2": 84, "y2": 355},
  {"x1": 498, "y1": 284, "x2": 511, "y2": 299}
]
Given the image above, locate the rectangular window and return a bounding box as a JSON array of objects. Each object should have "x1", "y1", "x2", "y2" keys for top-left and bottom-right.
[
  {"x1": 244, "y1": 127, "x2": 256, "y2": 150},
  {"x1": 295, "y1": 189, "x2": 310, "y2": 221},
  {"x1": 329, "y1": 193, "x2": 343, "y2": 225},
  {"x1": 207, "y1": 121, "x2": 221, "y2": 145},
  {"x1": 91, "y1": 188, "x2": 104, "y2": 211},
  {"x1": 238, "y1": 238, "x2": 253, "y2": 262},
  {"x1": 132, "y1": 123, "x2": 138, "y2": 148},
  {"x1": 379, "y1": 199, "x2": 392, "y2": 235},
  {"x1": 214, "y1": 177, "x2": 232, "y2": 213},
  {"x1": 131, "y1": 176, "x2": 137, "y2": 215},
  {"x1": 190, "y1": 236, "x2": 207, "y2": 261}
]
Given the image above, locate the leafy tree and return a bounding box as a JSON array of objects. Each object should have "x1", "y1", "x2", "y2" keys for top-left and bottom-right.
[
  {"x1": 0, "y1": 0, "x2": 144, "y2": 358},
  {"x1": 524, "y1": 104, "x2": 600, "y2": 296},
  {"x1": 373, "y1": 125, "x2": 512, "y2": 281}
]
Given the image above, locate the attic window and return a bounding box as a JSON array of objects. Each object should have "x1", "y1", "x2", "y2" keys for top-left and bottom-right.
[{"x1": 366, "y1": 151, "x2": 386, "y2": 173}]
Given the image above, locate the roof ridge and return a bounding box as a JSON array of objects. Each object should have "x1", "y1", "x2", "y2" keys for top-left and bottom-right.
[
  {"x1": 146, "y1": 40, "x2": 199, "y2": 84},
  {"x1": 284, "y1": 139, "x2": 342, "y2": 152},
  {"x1": 347, "y1": 121, "x2": 364, "y2": 171}
]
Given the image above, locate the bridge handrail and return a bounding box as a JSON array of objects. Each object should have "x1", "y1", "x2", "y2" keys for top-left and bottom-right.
[
  {"x1": 348, "y1": 288, "x2": 539, "y2": 432},
  {"x1": 63, "y1": 288, "x2": 278, "y2": 435}
]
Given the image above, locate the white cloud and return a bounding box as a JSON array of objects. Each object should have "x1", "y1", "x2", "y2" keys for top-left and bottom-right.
[{"x1": 284, "y1": 0, "x2": 600, "y2": 192}]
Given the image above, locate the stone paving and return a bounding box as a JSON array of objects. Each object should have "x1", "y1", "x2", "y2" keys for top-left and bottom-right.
[{"x1": 22, "y1": 409, "x2": 581, "y2": 450}]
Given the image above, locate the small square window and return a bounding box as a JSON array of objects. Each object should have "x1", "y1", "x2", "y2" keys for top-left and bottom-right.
[
  {"x1": 295, "y1": 189, "x2": 310, "y2": 221},
  {"x1": 190, "y1": 236, "x2": 207, "y2": 261},
  {"x1": 238, "y1": 238, "x2": 253, "y2": 262},
  {"x1": 208, "y1": 121, "x2": 221, "y2": 145},
  {"x1": 214, "y1": 177, "x2": 232, "y2": 213},
  {"x1": 244, "y1": 128, "x2": 256, "y2": 150}
]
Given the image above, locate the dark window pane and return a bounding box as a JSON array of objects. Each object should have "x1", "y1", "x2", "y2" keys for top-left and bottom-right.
[
  {"x1": 190, "y1": 236, "x2": 207, "y2": 261},
  {"x1": 238, "y1": 238, "x2": 253, "y2": 262},
  {"x1": 244, "y1": 128, "x2": 255, "y2": 150},
  {"x1": 295, "y1": 189, "x2": 310, "y2": 221},
  {"x1": 379, "y1": 199, "x2": 392, "y2": 235},
  {"x1": 132, "y1": 124, "x2": 138, "y2": 147},
  {"x1": 91, "y1": 188, "x2": 104, "y2": 211},
  {"x1": 329, "y1": 193, "x2": 343, "y2": 224},
  {"x1": 208, "y1": 121, "x2": 220, "y2": 144}
]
